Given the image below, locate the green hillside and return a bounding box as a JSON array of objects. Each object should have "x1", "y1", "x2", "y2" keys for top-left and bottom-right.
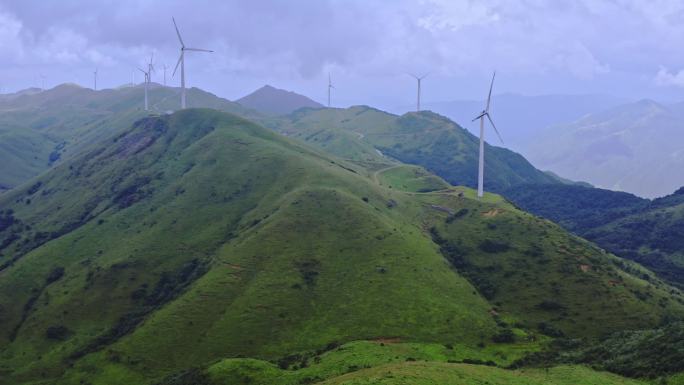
[
  {"x1": 161, "y1": 348, "x2": 647, "y2": 385},
  {"x1": 0, "y1": 109, "x2": 682, "y2": 384},
  {"x1": 506, "y1": 184, "x2": 684, "y2": 289},
  {"x1": 269, "y1": 106, "x2": 559, "y2": 192},
  {"x1": 0, "y1": 83, "x2": 258, "y2": 190}
]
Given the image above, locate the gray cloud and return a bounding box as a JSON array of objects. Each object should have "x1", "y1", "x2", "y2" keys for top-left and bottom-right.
[{"x1": 3, "y1": 0, "x2": 684, "y2": 107}]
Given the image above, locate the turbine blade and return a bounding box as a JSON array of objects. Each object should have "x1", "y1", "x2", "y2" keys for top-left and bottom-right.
[
  {"x1": 486, "y1": 113, "x2": 504, "y2": 144},
  {"x1": 486, "y1": 71, "x2": 496, "y2": 111},
  {"x1": 172, "y1": 54, "x2": 183, "y2": 77},
  {"x1": 472, "y1": 111, "x2": 486, "y2": 121},
  {"x1": 138, "y1": 67, "x2": 147, "y2": 74},
  {"x1": 172, "y1": 17, "x2": 185, "y2": 47},
  {"x1": 420, "y1": 71, "x2": 431, "y2": 80},
  {"x1": 184, "y1": 47, "x2": 213, "y2": 52}
]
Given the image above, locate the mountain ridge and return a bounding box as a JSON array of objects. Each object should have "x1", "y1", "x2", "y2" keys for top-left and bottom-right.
[{"x1": 237, "y1": 84, "x2": 323, "y2": 115}]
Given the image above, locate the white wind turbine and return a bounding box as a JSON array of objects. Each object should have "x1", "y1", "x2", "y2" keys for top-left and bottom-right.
[
  {"x1": 327, "y1": 73, "x2": 335, "y2": 107},
  {"x1": 93, "y1": 68, "x2": 98, "y2": 91},
  {"x1": 172, "y1": 17, "x2": 213, "y2": 109},
  {"x1": 409, "y1": 73, "x2": 429, "y2": 112},
  {"x1": 472, "y1": 72, "x2": 504, "y2": 198},
  {"x1": 138, "y1": 67, "x2": 150, "y2": 111}
]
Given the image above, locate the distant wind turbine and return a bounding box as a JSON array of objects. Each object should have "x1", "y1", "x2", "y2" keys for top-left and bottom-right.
[
  {"x1": 138, "y1": 67, "x2": 150, "y2": 111},
  {"x1": 40, "y1": 74, "x2": 46, "y2": 91},
  {"x1": 408, "y1": 73, "x2": 429, "y2": 112},
  {"x1": 472, "y1": 72, "x2": 504, "y2": 198},
  {"x1": 93, "y1": 68, "x2": 98, "y2": 91},
  {"x1": 327, "y1": 73, "x2": 335, "y2": 107},
  {"x1": 163, "y1": 64, "x2": 167, "y2": 86},
  {"x1": 172, "y1": 17, "x2": 213, "y2": 109}
]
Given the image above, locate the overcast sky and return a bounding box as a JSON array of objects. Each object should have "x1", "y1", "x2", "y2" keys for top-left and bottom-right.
[{"x1": 4, "y1": 0, "x2": 684, "y2": 110}]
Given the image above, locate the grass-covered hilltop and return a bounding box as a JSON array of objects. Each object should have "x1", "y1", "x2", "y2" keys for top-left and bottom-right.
[
  {"x1": 265, "y1": 103, "x2": 684, "y2": 301},
  {"x1": 1, "y1": 106, "x2": 683, "y2": 384}
]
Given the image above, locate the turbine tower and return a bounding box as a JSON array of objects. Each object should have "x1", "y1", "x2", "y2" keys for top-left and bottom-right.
[
  {"x1": 172, "y1": 17, "x2": 213, "y2": 109},
  {"x1": 327, "y1": 73, "x2": 335, "y2": 107},
  {"x1": 138, "y1": 67, "x2": 150, "y2": 111},
  {"x1": 409, "y1": 73, "x2": 429, "y2": 112},
  {"x1": 163, "y1": 64, "x2": 167, "y2": 86},
  {"x1": 93, "y1": 68, "x2": 98, "y2": 91},
  {"x1": 472, "y1": 72, "x2": 504, "y2": 198}
]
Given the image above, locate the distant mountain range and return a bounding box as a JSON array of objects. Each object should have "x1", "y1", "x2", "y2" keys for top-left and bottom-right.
[
  {"x1": 524, "y1": 99, "x2": 684, "y2": 198},
  {"x1": 237, "y1": 84, "x2": 323, "y2": 115},
  {"x1": 392, "y1": 93, "x2": 628, "y2": 150}
]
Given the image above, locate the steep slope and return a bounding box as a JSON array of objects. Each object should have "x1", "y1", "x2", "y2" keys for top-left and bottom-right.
[
  {"x1": 525, "y1": 99, "x2": 684, "y2": 198},
  {"x1": 0, "y1": 83, "x2": 259, "y2": 190},
  {"x1": 270, "y1": 106, "x2": 559, "y2": 192},
  {"x1": 237, "y1": 85, "x2": 323, "y2": 115},
  {"x1": 505, "y1": 184, "x2": 684, "y2": 289},
  {"x1": 0, "y1": 109, "x2": 681, "y2": 385}
]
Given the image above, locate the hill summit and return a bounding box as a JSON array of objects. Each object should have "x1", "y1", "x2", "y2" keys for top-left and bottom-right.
[{"x1": 237, "y1": 84, "x2": 323, "y2": 115}]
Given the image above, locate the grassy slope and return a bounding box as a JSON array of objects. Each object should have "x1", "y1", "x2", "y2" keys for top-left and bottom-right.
[
  {"x1": 1, "y1": 109, "x2": 682, "y2": 384},
  {"x1": 376, "y1": 165, "x2": 450, "y2": 193},
  {"x1": 197, "y1": 345, "x2": 645, "y2": 385},
  {"x1": 0, "y1": 83, "x2": 258, "y2": 189},
  {"x1": 269, "y1": 106, "x2": 558, "y2": 192},
  {"x1": 317, "y1": 363, "x2": 646, "y2": 385},
  {"x1": 506, "y1": 184, "x2": 684, "y2": 289}
]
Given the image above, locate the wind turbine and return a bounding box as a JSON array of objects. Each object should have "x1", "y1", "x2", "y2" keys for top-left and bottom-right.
[
  {"x1": 40, "y1": 74, "x2": 46, "y2": 91},
  {"x1": 172, "y1": 17, "x2": 213, "y2": 109},
  {"x1": 409, "y1": 73, "x2": 429, "y2": 112},
  {"x1": 327, "y1": 73, "x2": 335, "y2": 107},
  {"x1": 472, "y1": 72, "x2": 504, "y2": 198},
  {"x1": 93, "y1": 68, "x2": 98, "y2": 91},
  {"x1": 138, "y1": 67, "x2": 150, "y2": 111}
]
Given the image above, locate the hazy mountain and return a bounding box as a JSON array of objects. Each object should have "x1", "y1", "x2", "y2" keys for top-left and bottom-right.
[
  {"x1": 392, "y1": 93, "x2": 628, "y2": 150},
  {"x1": 1, "y1": 108, "x2": 678, "y2": 384},
  {"x1": 270, "y1": 106, "x2": 560, "y2": 193},
  {"x1": 524, "y1": 99, "x2": 684, "y2": 198},
  {"x1": 0, "y1": 87, "x2": 43, "y2": 101},
  {"x1": 237, "y1": 84, "x2": 323, "y2": 115}
]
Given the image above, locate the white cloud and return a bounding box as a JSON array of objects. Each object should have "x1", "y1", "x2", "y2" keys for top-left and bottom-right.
[{"x1": 654, "y1": 66, "x2": 684, "y2": 87}]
